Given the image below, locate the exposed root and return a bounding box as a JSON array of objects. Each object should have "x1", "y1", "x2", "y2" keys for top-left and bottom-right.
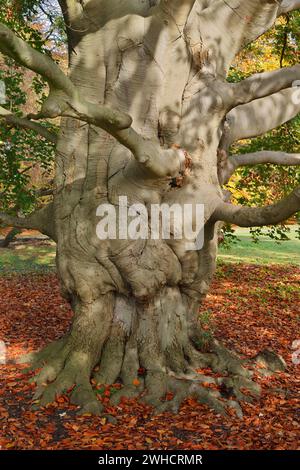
[
  {"x1": 120, "y1": 340, "x2": 140, "y2": 386},
  {"x1": 110, "y1": 384, "x2": 143, "y2": 406},
  {"x1": 140, "y1": 371, "x2": 168, "y2": 407},
  {"x1": 252, "y1": 349, "x2": 286, "y2": 375},
  {"x1": 18, "y1": 337, "x2": 68, "y2": 370},
  {"x1": 93, "y1": 332, "x2": 125, "y2": 385},
  {"x1": 142, "y1": 373, "x2": 244, "y2": 418},
  {"x1": 20, "y1": 334, "x2": 104, "y2": 415},
  {"x1": 22, "y1": 332, "x2": 274, "y2": 418},
  {"x1": 187, "y1": 336, "x2": 252, "y2": 378},
  {"x1": 217, "y1": 375, "x2": 260, "y2": 403},
  {"x1": 18, "y1": 296, "x2": 284, "y2": 419},
  {"x1": 23, "y1": 340, "x2": 281, "y2": 418},
  {"x1": 209, "y1": 340, "x2": 251, "y2": 377},
  {"x1": 71, "y1": 380, "x2": 104, "y2": 415},
  {"x1": 31, "y1": 350, "x2": 104, "y2": 415},
  {"x1": 111, "y1": 337, "x2": 267, "y2": 418},
  {"x1": 107, "y1": 371, "x2": 246, "y2": 418}
]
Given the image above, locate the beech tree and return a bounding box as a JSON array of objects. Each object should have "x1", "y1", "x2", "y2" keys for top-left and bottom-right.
[
  {"x1": 0, "y1": 0, "x2": 57, "y2": 247},
  {"x1": 0, "y1": 0, "x2": 300, "y2": 417}
]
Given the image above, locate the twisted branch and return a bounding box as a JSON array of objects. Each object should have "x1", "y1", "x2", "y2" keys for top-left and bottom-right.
[{"x1": 213, "y1": 187, "x2": 300, "y2": 227}]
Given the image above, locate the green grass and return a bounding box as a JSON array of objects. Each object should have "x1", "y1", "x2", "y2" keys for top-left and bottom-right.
[
  {"x1": 218, "y1": 226, "x2": 300, "y2": 265},
  {"x1": 0, "y1": 243, "x2": 56, "y2": 273},
  {"x1": 0, "y1": 227, "x2": 299, "y2": 274}
]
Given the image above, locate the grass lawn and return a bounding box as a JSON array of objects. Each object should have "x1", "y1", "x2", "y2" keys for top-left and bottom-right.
[
  {"x1": 0, "y1": 242, "x2": 56, "y2": 273},
  {"x1": 0, "y1": 226, "x2": 299, "y2": 273},
  {"x1": 219, "y1": 226, "x2": 300, "y2": 265}
]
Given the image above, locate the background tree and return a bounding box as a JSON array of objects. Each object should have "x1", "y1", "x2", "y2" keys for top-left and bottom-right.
[
  {"x1": 0, "y1": 0, "x2": 300, "y2": 417},
  {"x1": 0, "y1": 0, "x2": 60, "y2": 246}
]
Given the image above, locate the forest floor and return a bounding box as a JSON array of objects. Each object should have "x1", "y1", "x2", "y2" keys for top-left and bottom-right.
[{"x1": 0, "y1": 263, "x2": 299, "y2": 450}]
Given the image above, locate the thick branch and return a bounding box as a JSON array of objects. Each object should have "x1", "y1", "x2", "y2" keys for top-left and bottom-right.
[
  {"x1": 0, "y1": 106, "x2": 57, "y2": 144},
  {"x1": 160, "y1": 0, "x2": 196, "y2": 26},
  {"x1": 0, "y1": 203, "x2": 56, "y2": 241},
  {"x1": 279, "y1": 0, "x2": 300, "y2": 14},
  {"x1": 190, "y1": 0, "x2": 280, "y2": 75},
  {"x1": 242, "y1": 0, "x2": 300, "y2": 47},
  {"x1": 0, "y1": 23, "x2": 75, "y2": 98},
  {"x1": 117, "y1": 132, "x2": 188, "y2": 178},
  {"x1": 222, "y1": 88, "x2": 300, "y2": 149},
  {"x1": 34, "y1": 187, "x2": 54, "y2": 197},
  {"x1": 65, "y1": 101, "x2": 188, "y2": 178},
  {"x1": 0, "y1": 21, "x2": 183, "y2": 179},
  {"x1": 231, "y1": 65, "x2": 300, "y2": 108},
  {"x1": 0, "y1": 22, "x2": 131, "y2": 128},
  {"x1": 221, "y1": 151, "x2": 300, "y2": 184},
  {"x1": 238, "y1": 1, "x2": 300, "y2": 54},
  {"x1": 213, "y1": 186, "x2": 300, "y2": 227}
]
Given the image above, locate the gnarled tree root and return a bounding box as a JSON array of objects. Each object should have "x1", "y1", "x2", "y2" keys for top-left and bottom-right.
[
  {"x1": 18, "y1": 330, "x2": 283, "y2": 419},
  {"x1": 15, "y1": 249, "x2": 275, "y2": 418},
  {"x1": 18, "y1": 335, "x2": 106, "y2": 416}
]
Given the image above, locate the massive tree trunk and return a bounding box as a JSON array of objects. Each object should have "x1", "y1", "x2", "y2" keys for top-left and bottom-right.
[{"x1": 1, "y1": 0, "x2": 300, "y2": 417}]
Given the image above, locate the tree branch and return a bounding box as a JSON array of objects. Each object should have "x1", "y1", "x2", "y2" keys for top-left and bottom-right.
[
  {"x1": 0, "y1": 203, "x2": 56, "y2": 241},
  {"x1": 159, "y1": 0, "x2": 196, "y2": 26},
  {"x1": 221, "y1": 88, "x2": 300, "y2": 150},
  {"x1": 0, "y1": 106, "x2": 57, "y2": 144},
  {"x1": 237, "y1": 1, "x2": 300, "y2": 54},
  {"x1": 212, "y1": 186, "x2": 300, "y2": 227},
  {"x1": 190, "y1": 0, "x2": 280, "y2": 76},
  {"x1": 220, "y1": 150, "x2": 300, "y2": 184},
  {"x1": 0, "y1": 21, "x2": 185, "y2": 179},
  {"x1": 230, "y1": 65, "x2": 300, "y2": 108},
  {"x1": 0, "y1": 22, "x2": 75, "y2": 98},
  {"x1": 0, "y1": 21, "x2": 131, "y2": 128},
  {"x1": 230, "y1": 150, "x2": 300, "y2": 168},
  {"x1": 279, "y1": 0, "x2": 300, "y2": 14},
  {"x1": 34, "y1": 187, "x2": 54, "y2": 197},
  {"x1": 65, "y1": 101, "x2": 188, "y2": 178}
]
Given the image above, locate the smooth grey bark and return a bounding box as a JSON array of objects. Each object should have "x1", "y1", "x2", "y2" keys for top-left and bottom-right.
[
  {"x1": 213, "y1": 186, "x2": 300, "y2": 226},
  {"x1": 221, "y1": 88, "x2": 300, "y2": 150},
  {"x1": 1, "y1": 0, "x2": 299, "y2": 416}
]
